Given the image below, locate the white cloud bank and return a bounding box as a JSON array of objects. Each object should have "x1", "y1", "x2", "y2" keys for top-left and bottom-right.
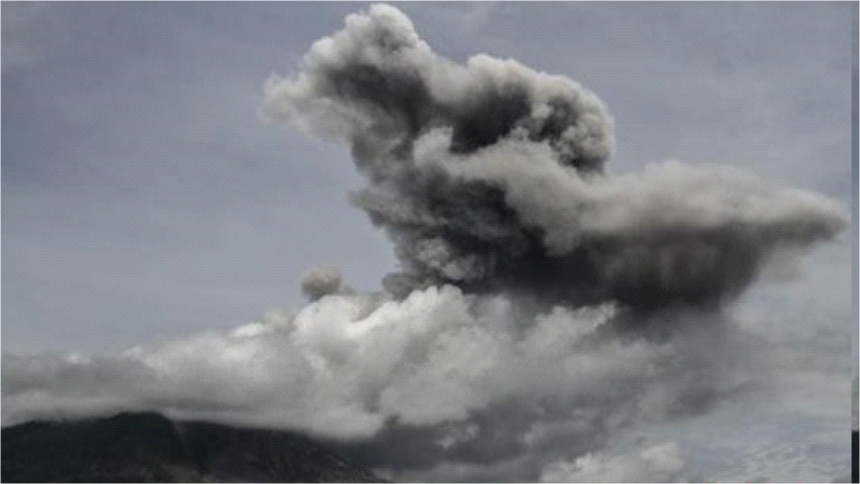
[{"x1": 541, "y1": 441, "x2": 685, "y2": 483}]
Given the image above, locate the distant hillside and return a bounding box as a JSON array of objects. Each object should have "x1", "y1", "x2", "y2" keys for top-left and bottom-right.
[
  {"x1": 1, "y1": 412, "x2": 384, "y2": 483},
  {"x1": 852, "y1": 430, "x2": 857, "y2": 483}
]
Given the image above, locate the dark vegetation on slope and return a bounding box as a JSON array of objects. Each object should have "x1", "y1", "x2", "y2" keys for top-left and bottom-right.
[
  {"x1": 1, "y1": 412, "x2": 384, "y2": 483},
  {"x1": 852, "y1": 430, "x2": 857, "y2": 483}
]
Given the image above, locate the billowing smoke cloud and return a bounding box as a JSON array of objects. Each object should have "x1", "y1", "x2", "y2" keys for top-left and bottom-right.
[
  {"x1": 2, "y1": 4, "x2": 850, "y2": 482},
  {"x1": 262, "y1": 4, "x2": 847, "y2": 312},
  {"x1": 2, "y1": 287, "x2": 763, "y2": 481}
]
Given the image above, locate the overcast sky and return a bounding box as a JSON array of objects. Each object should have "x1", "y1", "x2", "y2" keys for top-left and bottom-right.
[{"x1": 2, "y1": 2, "x2": 856, "y2": 482}]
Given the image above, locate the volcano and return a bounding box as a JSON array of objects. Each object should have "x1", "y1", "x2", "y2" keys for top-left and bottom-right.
[{"x1": 1, "y1": 412, "x2": 384, "y2": 483}]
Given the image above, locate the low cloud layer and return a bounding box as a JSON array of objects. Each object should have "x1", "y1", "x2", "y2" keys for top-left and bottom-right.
[
  {"x1": 3, "y1": 287, "x2": 763, "y2": 481},
  {"x1": 540, "y1": 441, "x2": 686, "y2": 483},
  {"x1": 2, "y1": 4, "x2": 851, "y2": 482}
]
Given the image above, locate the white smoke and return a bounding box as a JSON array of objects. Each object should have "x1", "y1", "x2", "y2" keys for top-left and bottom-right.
[
  {"x1": 301, "y1": 266, "x2": 350, "y2": 301},
  {"x1": 3, "y1": 287, "x2": 737, "y2": 433},
  {"x1": 1, "y1": 281, "x2": 768, "y2": 480},
  {"x1": 540, "y1": 441, "x2": 686, "y2": 483}
]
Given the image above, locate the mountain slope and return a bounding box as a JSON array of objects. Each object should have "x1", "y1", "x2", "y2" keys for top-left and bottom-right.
[
  {"x1": 1, "y1": 412, "x2": 383, "y2": 483},
  {"x1": 852, "y1": 430, "x2": 858, "y2": 483}
]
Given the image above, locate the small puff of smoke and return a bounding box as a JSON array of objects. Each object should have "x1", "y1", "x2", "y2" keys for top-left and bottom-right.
[{"x1": 301, "y1": 266, "x2": 344, "y2": 301}]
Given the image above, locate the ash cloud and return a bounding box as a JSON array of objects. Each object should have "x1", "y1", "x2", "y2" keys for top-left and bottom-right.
[
  {"x1": 1, "y1": 4, "x2": 851, "y2": 482},
  {"x1": 263, "y1": 4, "x2": 847, "y2": 312}
]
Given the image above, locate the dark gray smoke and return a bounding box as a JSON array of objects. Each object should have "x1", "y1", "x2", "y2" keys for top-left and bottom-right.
[{"x1": 263, "y1": 4, "x2": 848, "y2": 312}]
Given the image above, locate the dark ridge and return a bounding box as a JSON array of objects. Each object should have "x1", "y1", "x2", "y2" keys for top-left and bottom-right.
[
  {"x1": 852, "y1": 430, "x2": 858, "y2": 483},
  {"x1": 2, "y1": 412, "x2": 385, "y2": 483}
]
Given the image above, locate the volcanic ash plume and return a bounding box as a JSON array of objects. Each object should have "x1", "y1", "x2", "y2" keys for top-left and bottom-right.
[
  {"x1": 263, "y1": 4, "x2": 848, "y2": 311},
  {"x1": 2, "y1": 4, "x2": 851, "y2": 482}
]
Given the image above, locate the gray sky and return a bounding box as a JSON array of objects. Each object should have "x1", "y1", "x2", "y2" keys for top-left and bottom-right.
[{"x1": 2, "y1": 2, "x2": 856, "y2": 482}]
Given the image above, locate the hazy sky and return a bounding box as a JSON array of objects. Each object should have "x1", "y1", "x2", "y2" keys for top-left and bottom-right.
[{"x1": 2, "y1": 2, "x2": 856, "y2": 482}]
